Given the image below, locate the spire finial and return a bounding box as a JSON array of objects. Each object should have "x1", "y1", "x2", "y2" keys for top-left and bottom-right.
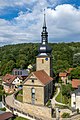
[{"x1": 43, "y1": 9, "x2": 46, "y2": 27}]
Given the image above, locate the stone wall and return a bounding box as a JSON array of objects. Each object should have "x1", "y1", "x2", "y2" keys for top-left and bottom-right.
[
  {"x1": 14, "y1": 99, "x2": 52, "y2": 119},
  {"x1": 23, "y1": 85, "x2": 44, "y2": 105}
]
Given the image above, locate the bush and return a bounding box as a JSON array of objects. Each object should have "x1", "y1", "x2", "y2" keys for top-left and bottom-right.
[
  {"x1": 61, "y1": 112, "x2": 70, "y2": 118},
  {"x1": 0, "y1": 107, "x2": 6, "y2": 111},
  {"x1": 46, "y1": 100, "x2": 51, "y2": 107}
]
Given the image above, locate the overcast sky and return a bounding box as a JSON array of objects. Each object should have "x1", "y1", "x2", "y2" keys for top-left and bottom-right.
[{"x1": 0, "y1": 0, "x2": 80, "y2": 46}]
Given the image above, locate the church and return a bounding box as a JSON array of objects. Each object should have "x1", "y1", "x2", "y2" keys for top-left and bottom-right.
[{"x1": 23, "y1": 11, "x2": 54, "y2": 106}]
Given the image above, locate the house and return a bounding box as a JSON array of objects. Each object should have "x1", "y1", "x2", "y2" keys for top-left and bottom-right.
[
  {"x1": 23, "y1": 70, "x2": 53, "y2": 106},
  {"x1": 0, "y1": 112, "x2": 14, "y2": 120},
  {"x1": 59, "y1": 72, "x2": 68, "y2": 84},
  {"x1": 71, "y1": 86, "x2": 80, "y2": 110},
  {"x1": 3, "y1": 74, "x2": 22, "y2": 93},
  {"x1": 12, "y1": 68, "x2": 29, "y2": 80},
  {"x1": 72, "y1": 79, "x2": 80, "y2": 88},
  {"x1": 67, "y1": 68, "x2": 74, "y2": 74}
]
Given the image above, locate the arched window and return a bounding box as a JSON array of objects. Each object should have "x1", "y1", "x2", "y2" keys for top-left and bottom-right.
[{"x1": 31, "y1": 88, "x2": 35, "y2": 94}]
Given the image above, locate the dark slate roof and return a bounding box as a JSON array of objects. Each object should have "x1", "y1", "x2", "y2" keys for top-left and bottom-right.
[
  {"x1": 71, "y1": 86, "x2": 80, "y2": 95},
  {"x1": 38, "y1": 44, "x2": 52, "y2": 55},
  {"x1": 12, "y1": 69, "x2": 28, "y2": 76}
]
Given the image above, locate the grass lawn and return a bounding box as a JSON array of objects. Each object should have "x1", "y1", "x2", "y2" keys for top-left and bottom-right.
[
  {"x1": 14, "y1": 116, "x2": 29, "y2": 120},
  {"x1": 16, "y1": 95, "x2": 23, "y2": 102},
  {"x1": 55, "y1": 91, "x2": 71, "y2": 105},
  {"x1": 15, "y1": 89, "x2": 23, "y2": 102},
  {"x1": 18, "y1": 89, "x2": 23, "y2": 94}
]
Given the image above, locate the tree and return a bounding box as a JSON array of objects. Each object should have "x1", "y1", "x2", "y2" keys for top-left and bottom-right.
[
  {"x1": 62, "y1": 84, "x2": 73, "y2": 98},
  {"x1": 3, "y1": 60, "x2": 15, "y2": 75},
  {"x1": 73, "y1": 53, "x2": 80, "y2": 67},
  {"x1": 70, "y1": 67, "x2": 80, "y2": 79}
]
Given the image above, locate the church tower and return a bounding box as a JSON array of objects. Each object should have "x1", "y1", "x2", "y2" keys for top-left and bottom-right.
[{"x1": 36, "y1": 10, "x2": 53, "y2": 77}]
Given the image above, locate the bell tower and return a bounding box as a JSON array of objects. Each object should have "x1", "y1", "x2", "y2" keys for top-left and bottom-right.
[{"x1": 36, "y1": 9, "x2": 53, "y2": 77}]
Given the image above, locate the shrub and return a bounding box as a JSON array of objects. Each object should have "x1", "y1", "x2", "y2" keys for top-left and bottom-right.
[
  {"x1": 46, "y1": 100, "x2": 51, "y2": 107},
  {"x1": 0, "y1": 107, "x2": 6, "y2": 111},
  {"x1": 61, "y1": 112, "x2": 70, "y2": 118}
]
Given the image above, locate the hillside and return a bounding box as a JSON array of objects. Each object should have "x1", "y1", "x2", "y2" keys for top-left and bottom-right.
[{"x1": 0, "y1": 42, "x2": 80, "y2": 75}]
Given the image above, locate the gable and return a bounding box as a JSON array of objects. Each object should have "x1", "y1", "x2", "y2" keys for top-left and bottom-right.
[{"x1": 24, "y1": 73, "x2": 44, "y2": 86}]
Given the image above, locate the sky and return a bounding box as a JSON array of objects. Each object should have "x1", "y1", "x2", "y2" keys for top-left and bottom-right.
[{"x1": 0, "y1": 0, "x2": 80, "y2": 46}]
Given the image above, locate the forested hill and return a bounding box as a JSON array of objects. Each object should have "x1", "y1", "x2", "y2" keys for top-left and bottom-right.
[{"x1": 0, "y1": 42, "x2": 80, "y2": 75}]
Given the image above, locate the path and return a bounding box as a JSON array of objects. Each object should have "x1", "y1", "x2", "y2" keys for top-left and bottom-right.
[
  {"x1": 5, "y1": 94, "x2": 35, "y2": 120},
  {"x1": 51, "y1": 87, "x2": 66, "y2": 107}
]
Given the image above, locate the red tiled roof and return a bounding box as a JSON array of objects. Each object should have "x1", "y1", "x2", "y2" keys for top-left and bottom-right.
[
  {"x1": 67, "y1": 68, "x2": 74, "y2": 74},
  {"x1": 59, "y1": 72, "x2": 67, "y2": 77},
  {"x1": 33, "y1": 70, "x2": 53, "y2": 85},
  {"x1": 3, "y1": 74, "x2": 22, "y2": 84},
  {"x1": 72, "y1": 79, "x2": 80, "y2": 88},
  {"x1": 0, "y1": 112, "x2": 14, "y2": 120}
]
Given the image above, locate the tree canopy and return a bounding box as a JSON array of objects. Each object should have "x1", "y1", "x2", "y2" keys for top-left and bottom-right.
[{"x1": 0, "y1": 42, "x2": 80, "y2": 75}]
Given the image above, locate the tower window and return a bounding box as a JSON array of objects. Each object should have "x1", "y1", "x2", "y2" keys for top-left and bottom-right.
[{"x1": 42, "y1": 59, "x2": 44, "y2": 63}]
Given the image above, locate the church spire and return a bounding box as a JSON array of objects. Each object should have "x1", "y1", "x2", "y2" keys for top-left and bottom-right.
[
  {"x1": 41, "y1": 9, "x2": 48, "y2": 45},
  {"x1": 38, "y1": 9, "x2": 52, "y2": 55},
  {"x1": 43, "y1": 9, "x2": 46, "y2": 28}
]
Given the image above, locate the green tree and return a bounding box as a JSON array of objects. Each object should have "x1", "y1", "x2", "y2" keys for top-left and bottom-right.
[
  {"x1": 3, "y1": 60, "x2": 15, "y2": 75},
  {"x1": 73, "y1": 53, "x2": 80, "y2": 67},
  {"x1": 70, "y1": 67, "x2": 80, "y2": 79}
]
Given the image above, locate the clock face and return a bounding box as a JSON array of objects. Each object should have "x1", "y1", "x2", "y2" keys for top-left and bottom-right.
[{"x1": 45, "y1": 58, "x2": 48, "y2": 61}]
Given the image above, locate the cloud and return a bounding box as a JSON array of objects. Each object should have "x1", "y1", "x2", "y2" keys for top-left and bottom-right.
[{"x1": 0, "y1": 3, "x2": 80, "y2": 46}]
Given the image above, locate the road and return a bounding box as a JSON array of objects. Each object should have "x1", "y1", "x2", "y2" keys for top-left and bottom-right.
[{"x1": 51, "y1": 87, "x2": 66, "y2": 108}]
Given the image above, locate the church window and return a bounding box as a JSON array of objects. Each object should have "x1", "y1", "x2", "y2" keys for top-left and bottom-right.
[
  {"x1": 42, "y1": 59, "x2": 44, "y2": 63},
  {"x1": 32, "y1": 80, "x2": 34, "y2": 83}
]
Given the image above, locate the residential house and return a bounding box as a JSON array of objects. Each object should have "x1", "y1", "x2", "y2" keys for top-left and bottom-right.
[
  {"x1": 12, "y1": 68, "x2": 29, "y2": 80},
  {"x1": 59, "y1": 72, "x2": 68, "y2": 84},
  {"x1": 3, "y1": 74, "x2": 22, "y2": 93},
  {"x1": 23, "y1": 70, "x2": 53, "y2": 106},
  {"x1": 71, "y1": 86, "x2": 80, "y2": 110},
  {"x1": 67, "y1": 68, "x2": 74, "y2": 74}
]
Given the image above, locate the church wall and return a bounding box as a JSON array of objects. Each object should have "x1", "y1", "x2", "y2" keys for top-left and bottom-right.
[
  {"x1": 23, "y1": 85, "x2": 44, "y2": 105},
  {"x1": 24, "y1": 74, "x2": 43, "y2": 86}
]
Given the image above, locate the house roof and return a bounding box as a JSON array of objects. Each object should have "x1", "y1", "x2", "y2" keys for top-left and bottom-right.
[
  {"x1": 72, "y1": 79, "x2": 80, "y2": 88},
  {"x1": 3, "y1": 74, "x2": 22, "y2": 84},
  {"x1": 0, "y1": 112, "x2": 14, "y2": 120},
  {"x1": 59, "y1": 72, "x2": 67, "y2": 77},
  {"x1": 71, "y1": 86, "x2": 80, "y2": 95},
  {"x1": 33, "y1": 70, "x2": 53, "y2": 85},
  {"x1": 67, "y1": 68, "x2": 74, "y2": 74},
  {"x1": 12, "y1": 68, "x2": 29, "y2": 76}
]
